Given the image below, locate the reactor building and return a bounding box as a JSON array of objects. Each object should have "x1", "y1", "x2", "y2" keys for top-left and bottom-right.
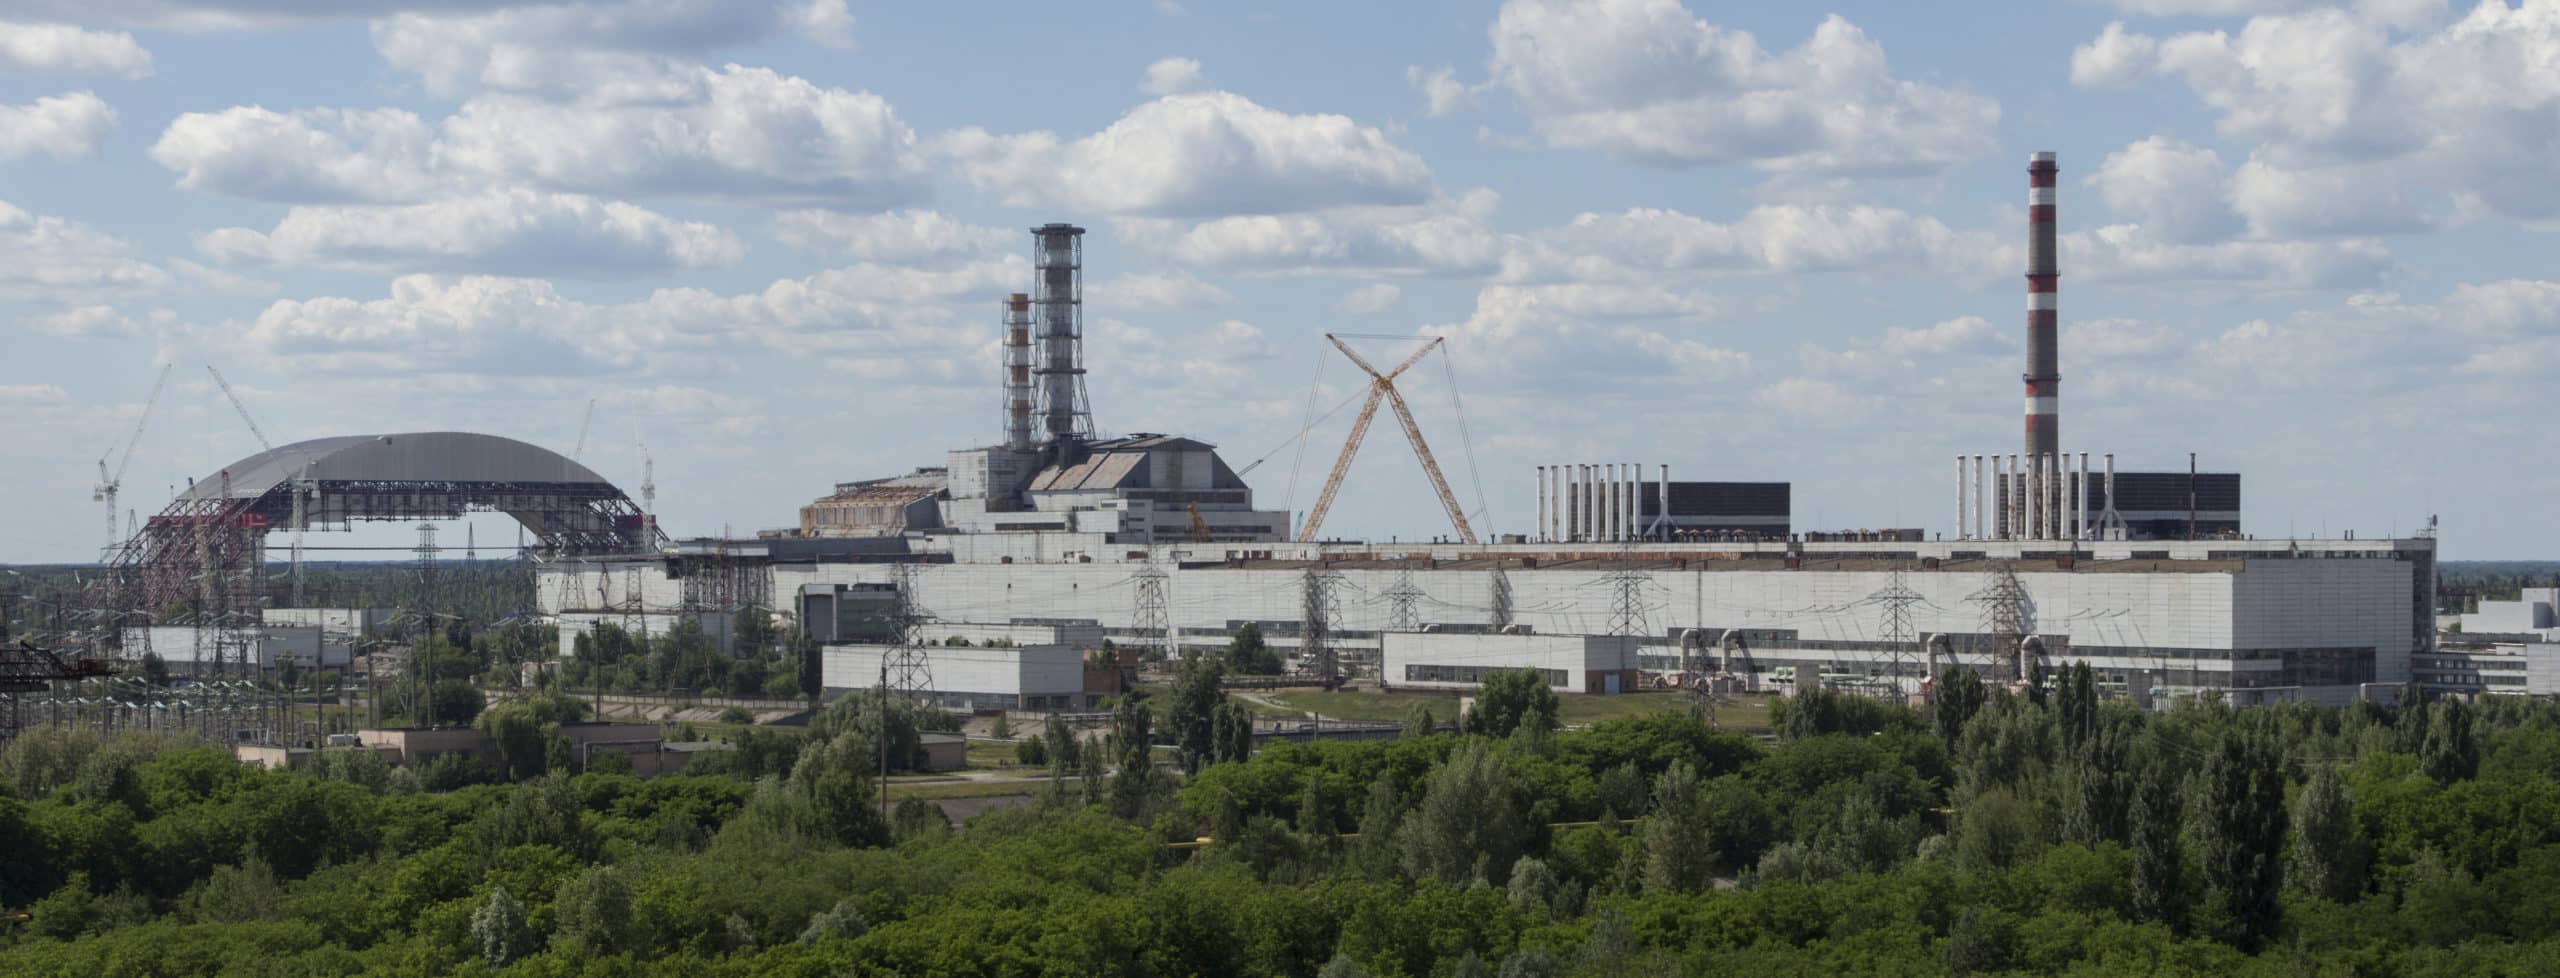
[{"x1": 535, "y1": 164, "x2": 2438, "y2": 711}]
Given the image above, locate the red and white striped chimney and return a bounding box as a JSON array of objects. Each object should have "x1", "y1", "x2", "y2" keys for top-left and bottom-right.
[{"x1": 2025, "y1": 151, "x2": 2059, "y2": 461}]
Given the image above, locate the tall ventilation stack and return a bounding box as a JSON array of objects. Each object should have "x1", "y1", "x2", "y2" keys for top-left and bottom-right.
[
  {"x1": 1003, "y1": 293, "x2": 1034, "y2": 451},
  {"x1": 2025, "y1": 152, "x2": 2061, "y2": 473},
  {"x1": 1031, "y1": 223, "x2": 1092, "y2": 450}
]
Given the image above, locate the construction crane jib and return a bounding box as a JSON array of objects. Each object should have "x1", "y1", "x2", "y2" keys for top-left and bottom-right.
[
  {"x1": 205, "y1": 365, "x2": 273, "y2": 452},
  {"x1": 94, "y1": 364, "x2": 173, "y2": 561},
  {"x1": 1298, "y1": 334, "x2": 1477, "y2": 545}
]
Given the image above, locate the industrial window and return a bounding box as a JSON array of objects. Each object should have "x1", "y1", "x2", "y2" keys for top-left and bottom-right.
[{"x1": 1401, "y1": 664, "x2": 1566, "y2": 687}]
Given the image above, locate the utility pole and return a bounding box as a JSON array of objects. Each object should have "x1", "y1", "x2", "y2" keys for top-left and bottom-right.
[{"x1": 878, "y1": 662, "x2": 889, "y2": 818}]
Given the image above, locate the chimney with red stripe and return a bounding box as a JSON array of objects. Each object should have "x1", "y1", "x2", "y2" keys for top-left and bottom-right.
[{"x1": 2026, "y1": 151, "x2": 2059, "y2": 463}]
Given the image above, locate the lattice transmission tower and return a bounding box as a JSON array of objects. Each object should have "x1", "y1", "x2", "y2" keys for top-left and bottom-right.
[
  {"x1": 884, "y1": 562, "x2": 934, "y2": 702},
  {"x1": 1868, "y1": 566, "x2": 1923, "y2": 698},
  {"x1": 1968, "y1": 565, "x2": 2032, "y2": 683},
  {"x1": 1298, "y1": 565, "x2": 1344, "y2": 685},
  {"x1": 1603, "y1": 546, "x2": 1652, "y2": 639},
  {"x1": 1382, "y1": 566, "x2": 1423, "y2": 633},
  {"x1": 1132, "y1": 559, "x2": 1174, "y2": 660}
]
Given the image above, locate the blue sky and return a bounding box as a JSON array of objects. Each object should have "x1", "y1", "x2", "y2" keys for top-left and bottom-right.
[{"x1": 3, "y1": 0, "x2": 2555, "y2": 562}]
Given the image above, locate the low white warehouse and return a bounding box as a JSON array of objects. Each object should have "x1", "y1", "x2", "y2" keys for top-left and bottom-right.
[
  {"x1": 821, "y1": 631, "x2": 1091, "y2": 711},
  {"x1": 1384, "y1": 633, "x2": 1640, "y2": 695}
]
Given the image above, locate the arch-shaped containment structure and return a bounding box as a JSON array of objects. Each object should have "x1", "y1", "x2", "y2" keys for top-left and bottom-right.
[{"x1": 112, "y1": 432, "x2": 665, "y2": 622}]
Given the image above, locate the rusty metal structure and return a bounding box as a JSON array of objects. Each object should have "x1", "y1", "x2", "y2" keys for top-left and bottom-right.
[
  {"x1": 1, "y1": 639, "x2": 113, "y2": 741},
  {"x1": 104, "y1": 432, "x2": 665, "y2": 654},
  {"x1": 1299, "y1": 335, "x2": 1477, "y2": 544}
]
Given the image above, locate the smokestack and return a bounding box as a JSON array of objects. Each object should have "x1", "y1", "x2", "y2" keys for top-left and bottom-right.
[
  {"x1": 1003, "y1": 293, "x2": 1034, "y2": 451},
  {"x1": 1536, "y1": 466, "x2": 1547, "y2": 543},
  {"x1": 1657, "y1": 464, "x2": 1669, "y2": 542},
  {"x1": 1031, "y1": 223, "x2": 1090, "y2": 448},
  {"x1": 1956, "y1": 456, "x2": 1968, "y2": 540},
  {"x1": 2026, "y1": 152, "x2": 2060, "y2": 463}
]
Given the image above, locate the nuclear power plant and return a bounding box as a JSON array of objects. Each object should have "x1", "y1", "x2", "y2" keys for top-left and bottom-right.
[
  {"x1": 512, "y1": 152, "x2": 2439, "y2": 711},
  {"x1": 77, "y1": 152, "x2": 2441, "y2": 711}
]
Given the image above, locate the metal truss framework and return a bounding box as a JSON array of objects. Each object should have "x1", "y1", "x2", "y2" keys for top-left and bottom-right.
[{"x1": 106, "y1": 477, "x2": 664, "y2": 651}]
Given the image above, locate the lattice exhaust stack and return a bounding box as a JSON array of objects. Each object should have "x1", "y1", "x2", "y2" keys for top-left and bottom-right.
[{"x1": 1031, "y1": 224, "x2": 1091, "y2": 448}]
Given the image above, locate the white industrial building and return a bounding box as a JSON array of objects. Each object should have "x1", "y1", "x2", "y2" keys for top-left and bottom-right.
[
  {"x1": 818, "y1": 621, "x2": 1096, "y2": 711},
  {"x1": 543, "y1": 535, "x2": 2436, "y2": 710},
  {"x1": 2457, "y1": 587, "x2": 2560, "y2": 642},
  {"x1": 2415, "y1": 642, "x2": 2560, "y2": 697},
  {"x1": 119, "y1": 625, "x2": 348, "y2": 671},
  {"x1": 1384, "y1": 633, "x2": 1640, "y2": 694}
]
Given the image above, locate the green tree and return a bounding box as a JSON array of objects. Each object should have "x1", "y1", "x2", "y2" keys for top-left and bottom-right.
[
  {"x1": 1463, "y1": 669, "x2": 1559, "y2": 739},
  {"x1": 1108, "y1": 693, "x2": 1159, "y2": 819},
  {"x1": 180, "y1": 855, "x2": 282, "y2": 924},
  {"x1": 1399, "y1": 739, "x2": 1529, "y2": 885},
  {"x1": 1934, "y1": 666, "x2": 1987, "y2": 744},
  {"x1": 472, "y1": 885, "x2": 531, "y2": 967},
  {"x1": 2289, "y1": 764, "x2": 2367, "y2": 903},
  {"x1": 793, "y1": 627, "x2": 823, "y2": 704},
  {"x1": 1168, "y1": 654, "x2": 1226, "y2": 773},
  {"x1": 552, "y1": 864, "x2": 640, "y2": 957},
  {"x1": 1507, "y1": 855, "x2": 1560, "y2": 914},
  {"x1": 1226, "y1": 623, "x2": 1281, "y2": 675},
  {"x1": 1210, "y1": 700, "x2": 1254, "y2": 765},
  {"x1": 2129, "y1": 750, "x2": 2186, "y2": 928},
  {"x1": 787, "y1": 730, "x2": 888, "y2": 847},
  {"x1": 2058, "y1": 661, "x2": 2098, "y2": 750},
  {"x1": 1640, "y1": 759, "x2": 1715, "y2": 894},
  {"x1": 2421, "y1": 696, "x2": 2478, "y2": 783},
  {"x1": 1402, "y1": 702, "x2": 1437, "y2": 738},
  {"x1": 427, "y1": 680, "x2": 486, "y2": 726},
  {"x1": 2197, "y1": 731, "x2": 2286, "y2": 949}
]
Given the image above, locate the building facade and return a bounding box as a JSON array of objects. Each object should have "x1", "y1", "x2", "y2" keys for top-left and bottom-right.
[{"x1": 543, "y1": 535, "x2": 2435, "y2": 710}]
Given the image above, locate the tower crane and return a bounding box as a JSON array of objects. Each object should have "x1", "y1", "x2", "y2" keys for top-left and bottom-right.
[
  {"x1": 204, "y1": 364, "x2": 273, "y2": 451},
  {"x1": 94, "y1": 364, "x2": 172, "y2": 562},
  {"x1": 639, "y1": 441, "x2": 656, "y2": 513},
  {"x1": 573, "y1": 399, "x2": 596, "y2": 461},
  {"x1": 1298, "y1": 334, "x2": 1477, "y2": 545}
]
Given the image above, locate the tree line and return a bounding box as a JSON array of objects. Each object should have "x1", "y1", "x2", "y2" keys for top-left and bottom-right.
[{"x1": 2, "y1": 660, "x2": 2559, "y2": 976}]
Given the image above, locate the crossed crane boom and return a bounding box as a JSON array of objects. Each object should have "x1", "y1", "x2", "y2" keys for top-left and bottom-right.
[{"x1": 1298, "y1": 334, "x2": 1477, "y2": 545}]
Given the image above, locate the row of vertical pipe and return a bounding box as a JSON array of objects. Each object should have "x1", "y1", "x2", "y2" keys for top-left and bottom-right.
[
  {"x1": 1536, "y1": 464, "x2": 1670, "y2": 543},
  {"x1": 1955, "y1": 452, "x2": 2113, "y2": 541}
]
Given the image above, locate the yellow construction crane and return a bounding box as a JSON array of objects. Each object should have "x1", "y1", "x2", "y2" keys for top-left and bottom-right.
[
  {"x1": 1187, "y1": 500, "x2": 1212, "y2": 542},
  {"x1": 1298, "y1": 334, "x2": 1477, "y2": 544}
]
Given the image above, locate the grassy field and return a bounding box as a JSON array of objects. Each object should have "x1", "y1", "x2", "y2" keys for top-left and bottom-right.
[
  {"x1": 883, "y1": 778, "x2": 1046, "y2": 801},
  {"x1": 1251, "y1": 688, "x2": 1776, "y2": 733}
]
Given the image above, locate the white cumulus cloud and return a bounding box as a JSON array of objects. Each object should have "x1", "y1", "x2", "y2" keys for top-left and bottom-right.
[
  {"x1": 0, "y1": 198, "x2": 170, "y2": 302},
  {"x1": 1519, "y1": 203, "x2": 2006, "y2": 281},
  {"x1": 195, "y1": 190, "x2": 746, "y2": 277},
  {"x1": 2073, "y1": 2, "x2": 2560, "y2": 225},
  {"x1": 943, "y1": 90, "x2": 1433, "y2": 217},
  {"x1": 370, "y1": 0, "x2": 856, "y2": 99},
  {"x1": 1140, "y1": 56, "x2": 1206, "y2": 96},
  {"x1": 151, "y1": 67, "x2": 932, "y2": 208},
  {"x1": 0, "y1": 91, "x2": 114, "y2": 160},
  {"x1": 1121, "y1": 189, "x2": 1507, "y2": 276},
  {"x1": 0, "y1": 20, "x2": 152, "y2": 77},
  {"x1": 1486, "y1": 0, "x2": 1998, "y2": 173},
  {"x1": 771, "y1": 209, "x2": 1012, "y2": 264},
  {"x1": 1336, "y1": 283, "x2": 1402, "y2": 314},
  {"x1": 150, "y1": 105, "x2": 441, "y2": 202}
]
